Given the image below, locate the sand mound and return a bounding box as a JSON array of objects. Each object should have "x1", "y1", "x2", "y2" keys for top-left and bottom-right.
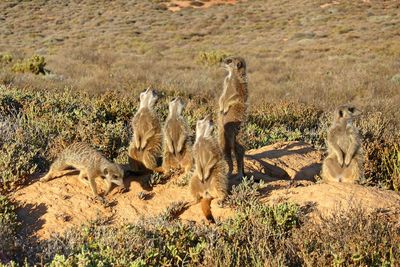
[{"x1": 11, "y1": 141, "x2": 400, "y2": 239}]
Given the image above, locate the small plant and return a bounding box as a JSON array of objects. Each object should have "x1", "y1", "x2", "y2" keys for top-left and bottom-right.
[
  {"x1": 160, "y1": 201, "x2": 188, "y2": 221},
  {"x1": 173, "y1": 172, "x2": 191, "y2": 187},
  {"x1": 390, "y1": 74, "x2": 400, "y2": 85},
  {"x1": 226, "y1": 176, "x2": 263, "y2": 210},
  {"x1": 148, "y1": 172, "x2": 167, "y2": 187},
  {"x1": 0, "y1": 53, "x2": 13, "y2": 65},
  {"x1": 196, "y1": 50, "x2": 231, "y2": 66},
  {"x1": 12, "y1": 55, "x2": 47, "y2": 75}
]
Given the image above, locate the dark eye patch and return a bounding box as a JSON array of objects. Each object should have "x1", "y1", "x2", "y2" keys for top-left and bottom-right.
[
  {"x1": 339, "y1": 110, "x2": 343, "y2": 117},
  {"x1": 348, "y1": 107, "x2": 355, "y2": 113},
  {"x1": 225, "y1": 58, "x2": 232, "y2": 64}
]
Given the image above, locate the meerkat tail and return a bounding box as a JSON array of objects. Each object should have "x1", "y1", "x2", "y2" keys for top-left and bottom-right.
[
  {"x1": 40, "y1": 157, "x2": 66, "y2": 182},
  {"x1": 201, "y1": 198, "x2": 215, "y2": 223}
]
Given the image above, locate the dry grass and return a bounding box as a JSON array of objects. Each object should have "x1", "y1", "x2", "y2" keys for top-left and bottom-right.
[{"x1": 0, "y1": 0, "x2": 399, "y2": 124}]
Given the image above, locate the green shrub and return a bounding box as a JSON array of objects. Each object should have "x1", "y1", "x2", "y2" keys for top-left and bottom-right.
[
  {"x1": 0, "y1": 53, "x2": 13, "y2": 65},
  {"x1": 11, "y1": 55, "x2": 47, "y2": 75},
  {"x1": 0, "y1": 196, "x2": 19, "y2": 260},
  {"x1": 390, "y1": 74, "x2": 400, "y2": 85},
  {"x1": 196, "y1": 50, "x2": 231, "y2": 66},
  {"x1": 292, "y1": 204, "x2": 400, "y2": 266}
]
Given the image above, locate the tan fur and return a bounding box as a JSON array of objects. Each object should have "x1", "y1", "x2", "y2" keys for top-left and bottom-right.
[
  {"x1": 128, "y1": 88, "x2": 163, "y2": 173},
  {"x1": 162, "y1": 97, "x2": 193, "y2": 176},
  {"x1": 190, "y1": 116, "x2": 228, "y2": 223},
  {"x1": 40, "y1": 142, "x2": 124, "y2": 198},
  {"x1": 218, "y1": 56, "x2": 248, "y2": 178},
  {"x1": 322, "y1": 105, "x2": 364, "y2": 184}
]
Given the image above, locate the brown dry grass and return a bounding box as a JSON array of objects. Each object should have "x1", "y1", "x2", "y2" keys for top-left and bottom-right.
[{"x1": 0, "y1": 0, "x2": 399, "y2": 124}]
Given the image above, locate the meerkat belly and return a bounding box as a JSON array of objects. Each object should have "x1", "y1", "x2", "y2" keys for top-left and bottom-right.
[{"x1": 337, "y1": 137, "x2": 350, "y2": 154}]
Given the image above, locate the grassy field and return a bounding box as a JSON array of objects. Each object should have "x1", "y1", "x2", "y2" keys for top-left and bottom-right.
[{"x1": 0, "y1": 0, "x2": 399, "y2": 265}]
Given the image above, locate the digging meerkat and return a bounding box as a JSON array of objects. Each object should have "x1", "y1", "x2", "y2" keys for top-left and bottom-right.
[{"x1": 40, "y1": 142, "x2": 125, "y2": 199}]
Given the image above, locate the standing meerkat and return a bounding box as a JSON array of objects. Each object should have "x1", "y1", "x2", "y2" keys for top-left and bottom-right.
[
  {"x1": 322, "y1": 105, "x2": 364, "y2": 183},
  {"x1": 162, "y1": 97, "x2": 193, "y2": 176},
  {"x1": 128, "y1": 87, "x2": 163, "y2": 173},
  {"x1": 40, "y1": 142, "x2": 124, "y2": 198},
  {"x1": 218, "y1": 56, "x2": 248, "y2": 178},
  {"x1": 189, "y1": 116, "x2": 228, "y2": 223}
]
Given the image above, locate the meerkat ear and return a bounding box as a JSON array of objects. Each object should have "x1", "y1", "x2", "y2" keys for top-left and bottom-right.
[{"x1": 103, "y1": 167, "x2": 109, "y2": 175}]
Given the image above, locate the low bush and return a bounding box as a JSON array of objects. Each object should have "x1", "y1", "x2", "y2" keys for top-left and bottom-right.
[
  {"x1": 0, "y1": 196, "x2": 19, "y2": 261},
  {"x1": 196, "y1": 50, "x2": 231, "y2": 66},
  {"x1": 11, "y1": 55, "x2": 47, "y2": 75}
]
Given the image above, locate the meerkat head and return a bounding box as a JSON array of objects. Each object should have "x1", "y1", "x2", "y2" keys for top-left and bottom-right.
[
  {"x1": 195, "y1": 115, "x2": 214, "y2": 141},
  {"x1": 139, "y1": 87, "x2": 159, "y2": 110},
  {"x1": 168, "y1": 97, "x2": 185, "y2": 117},
  {"x1": 222, "y1": 56, "x2": 247, "y2": 76},
  {"x1": 103, "y1": 163, "x2": 124, "y2": 187},
  {"x1": 335, "y1": 105, "x2": 362, "y2": 123}
]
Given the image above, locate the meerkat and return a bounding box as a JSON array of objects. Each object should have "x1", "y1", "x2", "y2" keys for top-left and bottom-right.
[
  {"x1": 162, "y1": 97, "x2": 193, "y2": 176},
  {"x1": 322, "y1": 105, "x2": 364, "y2": 183},
  {"x1": 128, "y1": 87, "x2": 163, "y2": 173},
  {"x1": 40, "y1": 142, "x2": 124, "y2": 198},
  {"x1": 189, "y1": 116, "x2": 228, "y2": 223},
  {"x1": 218, "y1": 56, "x2": 248, "y2": 178}
]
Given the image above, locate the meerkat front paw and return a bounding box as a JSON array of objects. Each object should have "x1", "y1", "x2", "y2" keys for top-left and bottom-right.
[
  {"x1": 344, "y1": 154, "x2": 352, "y2": 166},
  {"x1": 337, "y1": 156, "x2": 344, "y2": 168}
]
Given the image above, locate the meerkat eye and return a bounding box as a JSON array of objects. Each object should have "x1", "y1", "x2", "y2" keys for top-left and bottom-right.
[
  {"x1": 225, "y1": 58, "x2": 232, "y2": 64},
  {"x1": 348, "y1": 107, "x2": 355, "y2": 113},
  {"x1": 338, "y1": 110, "x2": 343, "y2": 117},
  {"x1": 236, "y1": 61, "x2": 242, "y2": 68}
]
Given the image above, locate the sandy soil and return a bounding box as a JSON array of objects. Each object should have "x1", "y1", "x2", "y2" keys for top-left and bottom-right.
[
  {"x1": 11, "y1": 141, "x2": 400, "y2": 240},
  {"x1": 168, "y1": 0, "x2": 237, "y2": 12}
]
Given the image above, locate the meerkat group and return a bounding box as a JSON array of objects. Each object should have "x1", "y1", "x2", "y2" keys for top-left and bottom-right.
[{"x1": 40, "y1": 56, "x2": 364, "y2": 222}]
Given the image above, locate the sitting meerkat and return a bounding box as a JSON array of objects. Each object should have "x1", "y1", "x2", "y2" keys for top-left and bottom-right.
[
  {"x1": 40, "y1": 142, "x2": 124, "y2": 198},
  {"x1": 189, "y1": 116, "x2": 228, "y2": 223},
  {"x1": 218, "y1": 56, "x2": 248, "y2": 178},
  {"x1": 128, "y1": 87, "x2": 163, "y2": 173},
  {"x1": 162, "y1": 97, "x2": 193, "y2": 176},
  {"x1": 322, "y1": 105, "x2": 364, "y2": 183}
]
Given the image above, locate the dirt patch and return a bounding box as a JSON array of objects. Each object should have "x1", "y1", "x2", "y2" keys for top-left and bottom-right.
[
  {"x1": 167, "y1": 0, "x2": 237, "y2": 12},
  {"x1": 11, "y1": 141, "x2": 400, "y2": 239}
]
